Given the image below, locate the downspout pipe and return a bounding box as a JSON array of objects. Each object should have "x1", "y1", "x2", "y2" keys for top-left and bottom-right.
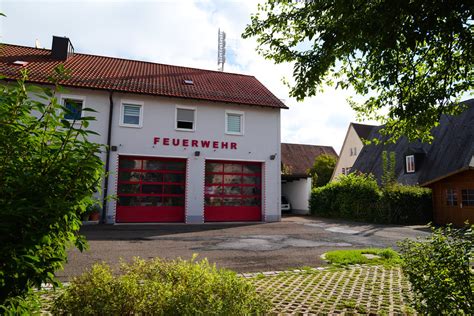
[{"x1": 101, "y1": 90, "x2": 114, "y2": 223}]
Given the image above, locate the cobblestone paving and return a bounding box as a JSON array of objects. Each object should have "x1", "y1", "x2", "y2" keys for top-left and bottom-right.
[{"x1": 249, "y1": 266, "x2": 415, "y2": 315}]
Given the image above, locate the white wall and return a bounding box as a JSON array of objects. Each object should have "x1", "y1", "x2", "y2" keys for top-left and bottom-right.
[
  {"x1": 43, "y1": 87, "x2": 281, "y2": 223},
  {"x1": 331, "y1": 124, "x2": 364, "y2": 181},
  {"x1": 281, "y1": 177, "x2": 311, "y2": 214}
]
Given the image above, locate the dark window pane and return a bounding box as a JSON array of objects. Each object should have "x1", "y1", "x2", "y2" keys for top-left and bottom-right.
[
  {"x1": 242, "y1": 164, "x2": 260, "y2": 174},
  {"x1": 142, "y1": 184, "x2": 163, "y2": 194},
  {"x1": 205, "y1": 174, "x2": 222, "y2": 184},
  {"x1": 124, "y1": 115, "x2": 139, "y2": 125},
  {"x1": 119, "y1": 196, "x2": 141, "y2": 206},
  {"x1": 164, "y1": 185, "x2": 185, "y2": 195},
  {"x1": 224, "y1": 164, "x2": 242, "y2": 173},
  {"x1": 64, "y1": 99, "x2": 83, "y2": 120},
  {"x1": 164, "y1": 173, "x2": 185, "y2": 183},
  {"x1": 166, "y1": 161, "x2": 186, "y2": 171},
  {"x1": 140, "y1": 196, "x2": 163, "y2": 207},
  {"x1": 205, "y1": 197, "x2": 221, "y2": 206},
  {"x1": 242, "y1": 197, "x2": 260, "y2": 206},
  {"x1": 222, "y1": 198, "x2": 241, "y2": 206},
  {"x1": 163, "y1": 197, "x2": 184, "y2": 206},
  {"x1": 119, "y1": 159, "x2": 141, "y2": 170},
  {"x1": 177, "y1": 121, "x2": 193, "y2": 129},
  {"x1": 223, "y1": 186, "x2": 241, "y2": 195},
  {"x1": 143, "y1": 172, "x2": 163, "y2": 183},
  {"x1": 242, "y1": 186, "x2": 260, "y2": 196},
  {"x1": 224, "y1": 175, "x2": 241, "y2": 184},
  {"x1": 205, "y1": 185, "x2": 222, "y2": 195},
  {"x1": 461, "y1": 189, "x2": 474, "y2": 206},
  {"x1": 243, "y1": 176, "x2": 260, "y2": 185},
  {"x1": 119, "y1": 171, "x2": 141, "y2": 182},
  {"x1": 143, "y1": 160, "x2": 164, "y2": 170},
  {"x1": 206, "y1": 163, "x2": 223, "y2": 173},
  {"x1": 118, "y1": 184, "x2": 140, "y2": 194}
]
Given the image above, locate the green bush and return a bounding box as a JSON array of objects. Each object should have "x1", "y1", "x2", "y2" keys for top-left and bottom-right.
[
  {"x1": 310, "y1": 174, "x2": 380, "y2": 221},
  {"x1": 53, "y1": 257, "x2": 271, "y2": 315},
  {"x1": 398, "y1": 224, "x2": 474, "y2": 314},
  {"x1": 383, "y1": 184, "x2": 432, "y2": 224},
  {"x1": 0, "y1": 289, "x2": 42, "y2": 315},
  {"x1": 0, "y1": 69, "x2": 104, "y2": 302},
  {"x1": 310, "y1": 174, "x2": 432, "y2": 224}
]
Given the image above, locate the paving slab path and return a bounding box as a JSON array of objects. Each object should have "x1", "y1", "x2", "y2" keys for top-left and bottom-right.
[{"x1": 57, "y1": 215, "x2": 430, "y2": 280}]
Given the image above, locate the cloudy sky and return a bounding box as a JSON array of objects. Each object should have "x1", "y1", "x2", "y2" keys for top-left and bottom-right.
[{"x1": 0, "y1": 0, "x2": 377, "y2": 152}]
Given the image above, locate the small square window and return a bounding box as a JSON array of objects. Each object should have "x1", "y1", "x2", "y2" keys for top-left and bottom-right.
[
  {"x1": 63, "y1": 98, "x2": 83, "y2": 120},
  {"x1": 461, "y1": 189, "x2": 474, "y2": 207},
  {"x1": 446, "y1": 188, "x2": 458, "y2": 206},
  {"x1": 121, "y1": 102, "x2": 142, "y2": 127},
  {"x1": 226, "y1": 111, "x2": 243, "y2": 135},
  {"x1": 406, "y1": 155, "x2": 415, "y2": 173},
  {"x1": 176, "y1": 107, "x2": 195, "y2": 131}
]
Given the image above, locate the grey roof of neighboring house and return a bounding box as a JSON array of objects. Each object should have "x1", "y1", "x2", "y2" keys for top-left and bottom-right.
[
  {"x1": 352, "y1": 99, "x2": 474, "y2": 186},
  {"x1": 351, "y1": 123, "x2": 377, "y2": 141}
]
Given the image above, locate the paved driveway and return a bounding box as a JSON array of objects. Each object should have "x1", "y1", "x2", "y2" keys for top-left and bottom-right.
[{"x1": 57, "y1": 216, "x2": 430, "y2": 281}]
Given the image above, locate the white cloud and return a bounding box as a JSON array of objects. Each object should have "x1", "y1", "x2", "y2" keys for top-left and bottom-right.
[{"x1": 0, "y1": 0, "x2": 378, "y2": 153}]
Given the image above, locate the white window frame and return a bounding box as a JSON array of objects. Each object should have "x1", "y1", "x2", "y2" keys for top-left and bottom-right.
[
  {"x1": 406, "y1": 155, "x2": 415, "y2": 173},
  {"x1": 60, "y1": 94, "x2": 86, "y2": 121},
  {"x1": 120, "y1": 99, "x2": 144, "y2": 128},
  {"x1": 225, "y1": 110, "x2": 244, "y2": 135},
  {"x1": 175, "y1": 105, "x2": 196, "y2": 132}
]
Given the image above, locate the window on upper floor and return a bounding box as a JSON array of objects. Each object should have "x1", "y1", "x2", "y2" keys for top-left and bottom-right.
[
  {"x1": 176, "y1": 106, "x2": 196, "y2": 131},
  {"x1": 406, "y1": 155, "x2": 415, "y2": 173},
  {"x1": 225, "y1": 111, "x2": 244, "y2": 135},
  {"x1": 461, "y1": 189, "x2": 474, "y2": 207},
  {"x1": 349, "y1": 147, "x2": 357, "y2": 156},
  {"x1": 62, "y1": 97, "x2": 84, "y2": 120},
  {"x1": 446, "y1": 188, "x2": 458, "y2": 206},
  {"x1": 120, "y1": 101, "x2": 143, "y2": 128}
]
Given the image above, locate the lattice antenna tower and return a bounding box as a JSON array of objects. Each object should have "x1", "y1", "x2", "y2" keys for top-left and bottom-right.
[{"x1": 217, "y1": 28, "x2": 226, "y2": 71}]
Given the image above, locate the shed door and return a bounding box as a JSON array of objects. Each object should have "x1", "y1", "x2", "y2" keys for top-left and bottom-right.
[
  {"x1": 204, "y1": 161, "x2": 262, "y2": 222},
  {"x1": 116, "y1": 156, "x2": 186, "y2": 223}
]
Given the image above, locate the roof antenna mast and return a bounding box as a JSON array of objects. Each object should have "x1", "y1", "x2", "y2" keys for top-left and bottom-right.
[{"x1": 217, "y1": 28, "x2": 226, "y2": 71}]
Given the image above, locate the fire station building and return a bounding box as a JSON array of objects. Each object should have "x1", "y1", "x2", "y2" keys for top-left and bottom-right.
[{"x1": 0, "y1": 37, "x2": 287, "y2": 223}]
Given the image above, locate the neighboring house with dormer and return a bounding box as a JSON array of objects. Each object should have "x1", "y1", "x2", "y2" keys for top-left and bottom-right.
[
  {"x1": 281, "y1": 143, "x2": 337, "y2": 214},
  {"x1": 0, "y1": 36, "x2": 288, "y2": 224},
  {"x1": 330, "y1": 123, "x2": 377, "y2": 181},
  {"x1": 352, "y1": 99, "x2": 474, "y2": 226}
]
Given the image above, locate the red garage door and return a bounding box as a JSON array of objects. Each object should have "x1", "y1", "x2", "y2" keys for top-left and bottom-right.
[
  {"x1": 116, "y1": 156, "x2": 186, "y2": 223},
  {"x1": 204, "y1": 161, "x2": 262, "y2": 222}
]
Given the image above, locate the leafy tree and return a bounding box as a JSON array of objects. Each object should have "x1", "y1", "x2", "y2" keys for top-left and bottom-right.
[
  {"x1": 243, "y1": 1, "x2": 474, "y2": 142},
  {"x1": 399, "y1": 224, "x2": 474, "y2": 314},
  {"x1": 0, "y1": 69, "x2": 104, "y2": 304},
  {"x1": 308, "y1": 153, "x2": 337, "y2": 187},
  {"x1": 381, "y1": 151, "x2": 396, "y2": 187}
]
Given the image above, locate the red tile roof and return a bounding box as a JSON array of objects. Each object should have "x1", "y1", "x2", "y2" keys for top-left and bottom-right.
[
  {"x1": 281, "y1": 143, "x2": 338, "y2": 177},
  {"x1": 0, "y1": 44, "x2": 287, "y2": 109}
]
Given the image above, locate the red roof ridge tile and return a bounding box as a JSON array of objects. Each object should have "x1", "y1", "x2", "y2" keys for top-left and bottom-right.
[{"x1": 0, "y1": 43, "x2": 259, "y2": 79}]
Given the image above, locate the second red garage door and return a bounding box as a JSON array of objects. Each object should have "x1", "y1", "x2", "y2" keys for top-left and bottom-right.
[{"x1": 204, "y1": 160, "x2": 262, "y2": 222}]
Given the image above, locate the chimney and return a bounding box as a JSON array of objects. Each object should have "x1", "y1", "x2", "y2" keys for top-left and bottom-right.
[{"x1": 51, "y1": 36, "x2": 74, "y2": 61}]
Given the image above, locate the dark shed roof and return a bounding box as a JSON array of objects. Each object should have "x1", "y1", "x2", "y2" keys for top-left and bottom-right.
[
  {"x1": 281, "y1": 143, "x2": 338, "y2": 177},
  {"x1": 352, "y1": 99, "x2": 474, "y2": 186},
  {"x1": 352, "y1": 123, "x2": 377, "y2": 140}
]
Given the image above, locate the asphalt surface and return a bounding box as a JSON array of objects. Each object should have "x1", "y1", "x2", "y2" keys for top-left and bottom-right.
[{"x1": 56, "y1": 216, "x2": 431, "y2": 281}]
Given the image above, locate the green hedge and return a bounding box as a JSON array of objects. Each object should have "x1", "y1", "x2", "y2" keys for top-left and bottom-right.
[
  {"x1": 52, "y1": 257, "x2": 271, "y2": 315},
  {"x1": 310, "y1": 174, "x2": 432, "y2": 224}
]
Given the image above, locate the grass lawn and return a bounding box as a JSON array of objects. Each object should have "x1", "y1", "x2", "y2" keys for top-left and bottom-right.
[
  {"x1": 249, "y1": 265, "x2": 414, "y2": 315},
  {"x1": 323, "y1": 248, "x2": 402, "y2": 266}
]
